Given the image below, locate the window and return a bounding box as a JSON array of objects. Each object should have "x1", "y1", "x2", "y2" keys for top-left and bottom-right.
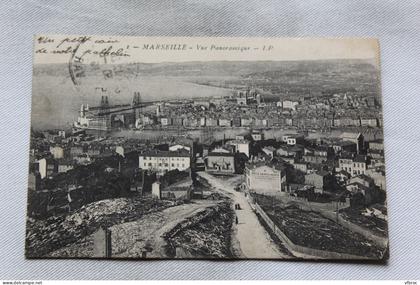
[{"x1": 144, "y1": 163, "x2": 147, "y2": 167}]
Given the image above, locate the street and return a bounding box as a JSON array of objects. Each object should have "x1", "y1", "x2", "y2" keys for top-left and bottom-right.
[{"x1": 198, "y1": 172, "x2": 292, "y2": 259}]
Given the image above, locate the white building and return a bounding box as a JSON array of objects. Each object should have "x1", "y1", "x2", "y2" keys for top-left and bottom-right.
[
  {"x1": 36, "y1": 158, "x2": 56, "y2": 179},
  {"x1": 245, "y1": 162, "x2": 287, "y2": 195},
  {"x1": 160, "y1": 117, "x2": 171, "y2": 126},
  {"x1": 50, "y1": 146, "x2": 64, "y2": 159},
  {"x1": 338, "y1": 155, "x2": 368, "y2": 176},
  {"x1": 227, "y1": 139, "x2": 250, "y2": 157},
  {"x1": 218, "y1": 118, "x2": 232, "y2": 127},
  {"x1": 37, "y1": 158, "x2": 47, "y2": 179},
  {"x1": 115, "y1": 146, "x2": 125, "y2": 157},
  {"x1": 139, "y1": 150, "x2": 191, "y2": 173},
  {"x1": 282, "y1": 100, "x2": 299, "y2": 111},
  {"x1": 58, "y1": 130, "x2": 66, "y2": 138},
  {"x1": 340, "y1": 132, "x2": 364, "y2": 153},
  {"x1": 152, "y1": 181, "x2": 161, "y2": 199},
  {"x1": 282, "y1": 134, "x2": 304, "y2": 146}
]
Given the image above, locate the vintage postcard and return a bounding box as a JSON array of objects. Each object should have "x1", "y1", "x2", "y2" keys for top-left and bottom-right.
[{"x1": 26, "y1": 35, "x2": 388, "y2": 260}]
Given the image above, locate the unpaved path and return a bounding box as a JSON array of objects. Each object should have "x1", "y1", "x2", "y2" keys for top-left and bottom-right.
[
  {"x1": 110, "y1": 200, "x2": 218, "y2": 258},
  {"x1": 198, "y1": 172, "x2": 292, "y2": 259}
]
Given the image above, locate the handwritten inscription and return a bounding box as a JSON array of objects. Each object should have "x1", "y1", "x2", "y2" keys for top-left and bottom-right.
[
  {"x1": 35, "y1": 35, "x2": 275, "y2": 62},
  {"x1": 35, "y1": 36, "x2": 129, "y2": 62}
]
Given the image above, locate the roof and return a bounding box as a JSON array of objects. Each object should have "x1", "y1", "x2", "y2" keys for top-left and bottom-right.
[
  {"x1": 246, "y1": 161, "x2": 285, "y2": 172},
  {"x1": 369, "y1": 139, "x2": 384, "y2": 144},
  {"x1": 316, "y1": 170, "x2": 330, "y2": 177},
  {"x1": 349, "y1": 174, "x2": 374, "y2": 184},
  {"x1": 306, "y1": 170, "x2": 330, "y2": 177},
  {"x1": 353, "y1": 155, "x2": 367, "y2": 163},
  {"x1": 141, "y1": 149, "x2": 190, "y2": 158},
  {"x1": 208, "y1": 152, "x2": 235, "y2": 157},
  {"x1": 340, "y1": 132, "x2": 361, "y2": 140},
  {"x1": 166, "y1": 177, "x2": 193, "y2": 189},
  {"x1": 227, "y1": 139, "x2": 250, "y2": 145},
  {"x1": 346, "y1": 182, "x2": 370, "y2": 191},
  {"x1": 333, "y1": 140, "x2": 356, "y2": 147}
]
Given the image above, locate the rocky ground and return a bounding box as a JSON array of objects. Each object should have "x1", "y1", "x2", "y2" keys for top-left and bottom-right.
[
  {"x1": 26, "y1": 197, "x2": 175, "y2": 258},
  {"x1": 46, "y1": 200, "x2": 227, "y2": 259},
  {"x1": 164, "y1": 201, "x2": 235, "y2": 258}
]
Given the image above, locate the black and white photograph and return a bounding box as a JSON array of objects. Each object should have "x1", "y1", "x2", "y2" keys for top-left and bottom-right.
[{"x1": 26, "y1": 35, "x2": 389, "y2": 260}]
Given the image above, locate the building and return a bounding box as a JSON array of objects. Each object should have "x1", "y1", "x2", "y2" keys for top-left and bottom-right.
[
  {"x1": 218, "y1": 118, "x2": 232, "y2": 127},
  {"x1": 161, "y1": 177, "x2": 192, "y2": 200},
  {"x1": 360, "y1": 117, "x2": 378, "y2": 127},
  {"x1": 366, "y1": 167, "x2": 386, "y2": 191},
  {"x1": 335, "y1": 169, "x2": 351, "y2": 185},
  {"x1": 251, "y1": 130, "x2": 264, "y2": 141},
  {"x1": 227, "y1": 139, "x2": 250, "y2": 157},
  {"x1": 199, "y1": 117, "x2": 206, "y2": 127},
  {"x1": 352, "y1": 155, "x2": 368, "y2": 175},
  {"x1": 58, "y1": 159, "x2": 74, "y2": 173},
  {"x1": 86, "y1": 145, "x2": 103, "y2": 157},
  {"x1": 139, "y1": 150, "x2": 191, "y2": 173},
  {"x1": 169, "y1": 144, "x2": 191, "y2": 152},
  {"x1": 70, "y1": 145, "x2": 85, "y2": 158},
  {"x1": 346, "y1": 175, "x2": 376, "y2": 205},
  {"x1": 245, "y1": 162, "x2": 286, "y2": 195},
  {"x1": 206, "y1": 117, "x2": 218, "y2": 127},
  {"x1": 241, "y1": 117, "x2": 252, "y2": 127},
  {"x1": 58, "y1": 130, "x2": 66, "y2": 138},
  {"x1": 304, "y1": 171, "x2": 333, "y2": 193},
  {"x1": 292, "y1": 161, "x2": 309, "y2": 173},
  {"x1": 160, "y1": 117, "x2": 171, "y2": 126},
  {"x1": 28, "y1": 172, "x2": 41, "y2": 191},
  {"x1": 369, "y1": 139, "x2": 384, "y2": 151},
  {"x1": 332, "y1": 140, "x2": 357, "y2": 155},
  {"x1": 36, "y1": 158, "x2": 57, "y2": 179},
  {"x1": 282, "y1": 134, "x2": 304, "y2": 146},
  {"x1": 115, "y1": 146, "x2": 125, "y2": 157},
  {"x1": 282, "y1": 100, "x2": 299, "y2": 111},
  {"x1": 302, "y1": 154, "x2": 327, "y2": 164},
  {"x1": 304, "y1": 145, "x2": 330, "y2": 157},
  {"x1": 206, "y1": 152, "x2": 236, "y2": 174},
  {"x1": 276, "y1": 145, "x2": 303, "y2": 159},
  {"x1": 152, "y1": 181, "x2": 161, "y2": 199},
  {"x1": 348, "y1": 174, "x2": 375, "y2": 188},
  {"x1": 338, "y1": 155, "x2": 368, "y2": 176},
  {"x1": 262, "y1": 146, "x2": 276, "y2": 158},
  {"x1": 50, "y1": 146, "x2": 64, "y2": 159},
  {"x1": 340, "y1": 132, "x2": 364, "y2": 153}
]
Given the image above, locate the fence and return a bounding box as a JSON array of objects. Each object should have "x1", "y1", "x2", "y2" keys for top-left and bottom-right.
[{"x1": 253, "y1": 202, "x2": 372, "y2": 260}]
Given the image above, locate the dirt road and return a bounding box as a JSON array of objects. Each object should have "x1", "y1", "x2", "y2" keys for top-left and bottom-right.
[
  {"x1": 198, "y1": 172, "x2": 292, "y2": 259},
  {"x1": 110, "y1": 200, "x2": 218, "y2": 258}
]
